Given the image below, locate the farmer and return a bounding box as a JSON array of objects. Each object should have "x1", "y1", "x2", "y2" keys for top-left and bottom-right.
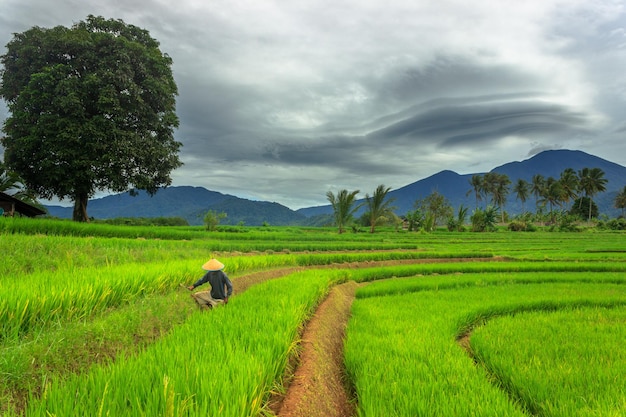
[{"x1": 185, "y1": 258, "x2": 233, "y2": 309}]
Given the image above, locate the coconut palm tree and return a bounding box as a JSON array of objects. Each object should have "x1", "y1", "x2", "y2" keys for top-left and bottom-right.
[
  {"x1": 559, "y1": 168, "x2": 579, "y2": 209},
  {"x1": 0, "y1": 161, "x2": 23, "y2": 193},
  {"x1": 530, "y1": 174, "x2": 546, "y2": 213},
  {"x1": 614, "y1": 186, "x2": 626, "y2": 218},
  {"x1": 578, "y1": 167, "x2": 608, "y2": 222},
  {"x1": 326, "y1": 189, "x2": 361, "y2": 234},
  {"x1": 364, "y1": 184, "x2": 396, "y2": 233},
  {"x1": 539, "y1": 177, "x2": 565, "y2": 223},
  {"x1": 485, "y1": 173, "x2": 510, "y2": 223},
  {"x1": 466, "y1": 174, "x2": 484, "y2": 209},
  {"x1": 513, "y1": 179, "x2": 529, "y2": 213}
]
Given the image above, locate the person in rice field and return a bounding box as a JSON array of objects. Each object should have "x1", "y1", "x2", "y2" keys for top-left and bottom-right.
[{"x1": 184, "y1": 258, "x2": 233, "y2": 309}]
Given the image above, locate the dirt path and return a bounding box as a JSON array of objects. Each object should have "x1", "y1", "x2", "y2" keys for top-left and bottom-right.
[
  {"x1": 271, "y1": 281, "x2": 359, "y2": 417},
  {"x1": 258, "y1": 257, "x2": 502, "y2": 417}
]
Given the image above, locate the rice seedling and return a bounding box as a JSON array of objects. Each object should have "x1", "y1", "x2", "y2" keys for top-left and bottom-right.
[
  {"x1": 345, "y1": 279, "x2": 626, "y2": 416},
  {"x1": 470, "y1": 306, "x2": 626, "y2": 416},
  {"x1": 14, "y1": 269, "x2": 349, "y2": 416}
]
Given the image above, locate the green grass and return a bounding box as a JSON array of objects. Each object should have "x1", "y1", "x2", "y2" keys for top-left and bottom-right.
[
  {"x1": 345, "y1": 277, "x2": 626, "y2": 416},
  {"x1": 13, "y1": 269, "x2": 348, "y2": 416},
  {"x1": 2, "y1": 219, "x2": 626, "y2": 416},
  {"x1": 470, "y1": 307, "x2": 626, "y2": 416}
]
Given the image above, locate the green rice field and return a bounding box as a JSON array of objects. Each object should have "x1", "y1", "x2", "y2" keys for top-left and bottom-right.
[{"x1": 1, "y1": 217, "x2": 625, "y2": 416}]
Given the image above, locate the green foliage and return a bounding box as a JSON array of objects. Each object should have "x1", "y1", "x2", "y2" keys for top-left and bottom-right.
[
  {"x1": 471, "y1": 206, "x2": 499, "y2": 232},
  {"x1": 415, "y1": 190, "x2": 453, "y2": 227},
  {"x1": 447, "y1": 205, "x2": 468, "y2": 232},
  {"x1": 507, "y1": 220, "x2": 536, "y2": 232},
  {"x1": 596, "y1": 218, "x2": 626, "y2": 231},
  {"x1": 483, "y1": 172, "x2": 511, "y2": 223},
  {"x1": 0, "y1": 15, "x2": 181, "y2": 222},
  {"x1": 422, "y1": 211, "x2": 436, "y2": 232},
  {"x1": 578, "y1": 167, "x2": 608, "y2": 221},
  {"x1": 95, "y1": 217, "x2": 189, "y2": 226},
  {"x1": 404, "y1": 209, "x2": 424, "y2": 231},
  {"x1": 326, "y1": 189, "x2": 361, "y2": 233},
  {"x1": 569, "y1": 196, "x2": 598, "y2": 220},
  {"x1": 555, "y1": 214, "x2": 581, "y2": 232},
  {"x1": 203, "y1": 210, "x2": 227, "y2": 231},
  {"x1": 613, "y1": 186, "x2": 626, "y2": 217},
  {"x1": 364, "y1": 184, "x2": 396, "y2": 233}
]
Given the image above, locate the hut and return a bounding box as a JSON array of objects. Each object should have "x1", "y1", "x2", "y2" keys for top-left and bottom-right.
[{"x1": 0, "y1": 191, "x2": 46, "y2": 217}]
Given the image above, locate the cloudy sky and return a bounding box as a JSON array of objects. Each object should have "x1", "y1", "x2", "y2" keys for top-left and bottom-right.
[{"x1": 2, "y1": 0, "x2": 626, "y2": 209}]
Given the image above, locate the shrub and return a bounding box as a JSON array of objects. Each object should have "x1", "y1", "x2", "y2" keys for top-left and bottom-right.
[{"x1": 471, "y1": 206, "x2": 498, "y2": 232}]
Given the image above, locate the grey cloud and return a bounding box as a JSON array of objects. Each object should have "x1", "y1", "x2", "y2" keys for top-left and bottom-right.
[
  {"x1": 3, "y1": 0, "x2": 626, "y2": 209},
  {"x1": 366, "y1": 99, "x2": 590, "y2": 146}
]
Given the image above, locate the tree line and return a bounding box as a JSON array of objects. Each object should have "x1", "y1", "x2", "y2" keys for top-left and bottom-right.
[{"x1": 326, "y1": 168, "x2": 626, "y2": 233}]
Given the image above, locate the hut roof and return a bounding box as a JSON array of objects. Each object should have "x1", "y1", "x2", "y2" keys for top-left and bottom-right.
[{"x1": 0, "y1": 191, "x2": 47, "y2": 217}]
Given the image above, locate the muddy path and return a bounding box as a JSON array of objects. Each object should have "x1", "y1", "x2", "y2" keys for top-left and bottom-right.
[
  {"x1": 252, "y1": 257, "x2": 501, "y2": 417},
  {"x1": 270, "y1": 281, "x2": 359, "y2": 417}
]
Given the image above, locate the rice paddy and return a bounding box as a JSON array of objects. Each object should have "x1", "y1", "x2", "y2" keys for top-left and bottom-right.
[{"x1": 1, "y1": 217, "x2": 625, "y2": 416}]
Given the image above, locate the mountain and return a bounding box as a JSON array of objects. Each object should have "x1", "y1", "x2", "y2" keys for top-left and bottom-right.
[
  {"x1": 44, "y1": 149, "x2": 626, "y2": 224},
  {"x1": 297, "y1": 149, "x2": 626, "y2": 218},
  {"x1": 45, "y1": 186, "x2": 306, "y2": 226}
]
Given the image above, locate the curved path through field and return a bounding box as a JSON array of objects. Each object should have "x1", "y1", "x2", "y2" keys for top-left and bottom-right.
[{"x1": 256, "y1": 257, "x2": 502, "y2": 417}]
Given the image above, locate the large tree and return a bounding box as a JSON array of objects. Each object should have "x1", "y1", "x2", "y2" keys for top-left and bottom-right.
[
  {"x1": 0, "y1": 15, "x2": 182, "y2": 221},
  {"x1": 326, "y1": 189, "x2": 361, "y2": 234}
]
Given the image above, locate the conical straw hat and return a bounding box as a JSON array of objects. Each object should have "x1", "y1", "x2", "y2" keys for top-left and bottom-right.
[{"x1": 202, "y1": 258, "x2": 225, "y2": 271}]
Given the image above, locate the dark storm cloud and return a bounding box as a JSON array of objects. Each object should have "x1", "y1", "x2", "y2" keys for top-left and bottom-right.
[
  {"x1": 2, "y1": 0, "x2": 626, "y2": 209},
  {"x1": 367, "y1": 99, "x2": 589, "y2": 147}
]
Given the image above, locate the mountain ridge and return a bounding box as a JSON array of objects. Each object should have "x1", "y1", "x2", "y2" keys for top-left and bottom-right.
[{"x1": 45, "y1": 149, "x2": 626, "y2": 225}]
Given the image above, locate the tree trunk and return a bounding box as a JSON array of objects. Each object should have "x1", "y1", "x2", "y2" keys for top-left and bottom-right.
[{"x1": 72, "y1": 194, "x2": 90, "y2": 222}]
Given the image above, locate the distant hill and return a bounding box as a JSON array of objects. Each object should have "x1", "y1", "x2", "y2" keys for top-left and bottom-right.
[
  {"x1": 45, "y1": 186, "x2": 306, "y2": 226},
  {"x1": 45, "y1": 149, "x2": 626, "y2": 224},
  {"x1": 297, "y1": 149, "x2": 626, "y2": 219}
]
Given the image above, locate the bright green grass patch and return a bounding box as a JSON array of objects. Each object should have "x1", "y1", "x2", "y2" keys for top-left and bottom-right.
[
  {"x1": 13, "y1": 269, "x2": 348, "y2": 417},
  {"x1": 345, "y1": 281, "x2": 626, "y2": 417},
  {"x1": 355, "y1": 271, "x2": 626, "y2": 298},
  {"x1": 0, "y1": 260, "x2": 203, "y2": 340},
  {"x1": 0, "y1": 290, "x2": 196, "y2": 415},
  {"x1": 470, "y1": 306, "x2": 626, "y2": 417}
]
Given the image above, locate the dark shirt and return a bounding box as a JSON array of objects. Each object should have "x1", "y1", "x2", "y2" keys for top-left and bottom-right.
[{"x1": 192, "y1": 270, "x2": 233, "y2": 300}]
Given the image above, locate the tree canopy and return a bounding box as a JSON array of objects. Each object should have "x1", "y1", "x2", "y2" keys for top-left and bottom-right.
[{"x1": 0, "y1": 15, "x2": 182, "y2": 221}]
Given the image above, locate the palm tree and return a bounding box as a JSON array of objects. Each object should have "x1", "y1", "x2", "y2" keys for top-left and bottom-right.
[
  {"x1": 539, "y1": 177, "x2": 565, "y2": 223},
  {"x1": 530, "y1": 174, "x2": 546, "y2": 213},
  {"x1": 614, "y1": 186, "x2": 626, "y2": 218},
  {"x1": 481, "y1": 172, "x2": 498, "y2": 205},
  {"x1": 0, "y1": 161, "x2": 23, "y2": 193},
  {"x1": 1, "y1": 162, "x2": 41, "y2": 206},
  {"x1": 489, "y1": 173, "x2": 510, "y2": 223},
  {"x1": 513, "y1": 179, "x2": 529, "y2": 213},
  {"x1": 559, "y1": 168, "x2": 579, "y2": 209},
  {"x1": 466, "y1": 174, "x2": 484, "y2": 209},
  {"x1": 578, "y1": 167, "x2": 608, "y2": 222},
  {"x1": 326, "y1": 189, "x2": 361, "y2": 234},
  {"x1": 364, "y1": 184, "x2": 396, "y2": 233}
]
